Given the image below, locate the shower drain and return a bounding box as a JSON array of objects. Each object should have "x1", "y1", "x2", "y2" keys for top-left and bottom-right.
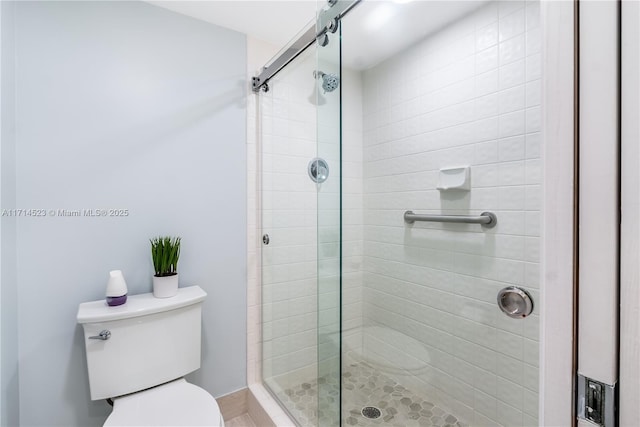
[{"x1": 361, "y1": 406, "x2": 381, "y2": 419}]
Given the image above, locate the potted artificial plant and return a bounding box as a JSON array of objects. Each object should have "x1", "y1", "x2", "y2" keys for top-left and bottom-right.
[{"x1": 150, "y1": 236, "x2": 181, "y2": 298}]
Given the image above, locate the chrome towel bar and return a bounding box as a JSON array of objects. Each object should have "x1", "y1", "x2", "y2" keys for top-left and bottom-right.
[{"x1": 404, "y1": 211, "x2": 497, "y2": 228}]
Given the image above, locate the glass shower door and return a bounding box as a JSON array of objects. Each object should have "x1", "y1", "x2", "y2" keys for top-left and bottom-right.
[
  {"x1": 260, "y1": 0, "x2": 544, "y2": 424},
  {"x1": 259, "y1": 8, "x2": 342, "y2": 424},
  {"x1": 260, "y1": 44, "x2": 322, "y2": 425},
  {"x1": 315, "y1": 11, "x2": 342, "y2": 427}
]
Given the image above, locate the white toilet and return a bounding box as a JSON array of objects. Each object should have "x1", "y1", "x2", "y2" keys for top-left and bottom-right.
[{"x1": 77, "y1": 285, "x2": 224, "y2": 426}]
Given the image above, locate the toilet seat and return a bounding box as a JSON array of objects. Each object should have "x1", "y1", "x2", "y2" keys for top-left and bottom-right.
[{"x1": 104, "y1": 379, "x2": 224, "y2": 426}]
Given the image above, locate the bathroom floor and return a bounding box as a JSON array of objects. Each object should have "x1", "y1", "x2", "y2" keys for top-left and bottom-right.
[
  {"x1": 226, "y1": 413, "x2": 258, "y2": 427},
  {"x1": 277, "y1": 360, "x2": 466, "y2": 427}
]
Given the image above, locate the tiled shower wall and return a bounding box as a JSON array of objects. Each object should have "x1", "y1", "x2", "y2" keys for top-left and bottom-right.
[
  {"x1": 359, "y1": 1, "x2": 541, "y2": 425},
  {"x1": 339, "y1": 67, "x2": 365, "y2": 357}
]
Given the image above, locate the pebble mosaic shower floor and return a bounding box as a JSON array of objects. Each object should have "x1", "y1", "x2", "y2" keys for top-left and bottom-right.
[{"x1": 277, "y1": 360, "x2": 467, "y2": 427}]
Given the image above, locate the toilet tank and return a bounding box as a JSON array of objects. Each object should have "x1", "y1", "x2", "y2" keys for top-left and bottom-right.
[{"x1": 77, "y1": 286, "x2": 207, "y2": 400}]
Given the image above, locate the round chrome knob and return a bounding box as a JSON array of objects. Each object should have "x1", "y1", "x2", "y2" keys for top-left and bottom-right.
[
  {"x1": 308, "y1": 158, "x2": 329, "y2": 184},
  {"x1": 497, "y1": 286, "x2": 534, "y2": 318}
]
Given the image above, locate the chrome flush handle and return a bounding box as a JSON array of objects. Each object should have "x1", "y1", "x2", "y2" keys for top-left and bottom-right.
[{"x1": 89, "y1": 330, "x2": 111, "y2": 340}]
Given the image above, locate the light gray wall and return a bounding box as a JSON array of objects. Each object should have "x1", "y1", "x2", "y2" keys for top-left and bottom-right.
[
  {"x1": 1, "y1": 1, "x2": 19, "y2": 426},
  {"x1": 11, "y1": 2, "x2": 247, "y2": 425}
]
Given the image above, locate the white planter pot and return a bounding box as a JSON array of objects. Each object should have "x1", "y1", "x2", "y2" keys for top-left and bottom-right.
[{"x1": 153, "y1": 274, "x2": 179, "y2": 298}]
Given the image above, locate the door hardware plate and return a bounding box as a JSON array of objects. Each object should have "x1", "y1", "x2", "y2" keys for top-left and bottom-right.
[{"x1": 577, "y1": 374, "x2": 616, "y2": 426}]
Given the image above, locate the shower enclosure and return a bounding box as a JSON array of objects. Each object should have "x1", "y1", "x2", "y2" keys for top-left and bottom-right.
[{"x1": 256, "y1": 1, "x2": 543, "y2": 425}]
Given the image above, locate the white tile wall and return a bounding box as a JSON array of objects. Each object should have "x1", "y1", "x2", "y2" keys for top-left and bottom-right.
[
  {"x1": 340, "y1": 68, "x2": 365, "y2": 356},
  {"x1": 357, "y1": 1, "x2": 540, "y2": 425}
]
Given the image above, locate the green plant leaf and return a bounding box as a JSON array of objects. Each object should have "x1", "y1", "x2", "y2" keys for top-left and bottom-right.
[{"x1": 150, "y1": 235, "x2": 181, "y2": 276}]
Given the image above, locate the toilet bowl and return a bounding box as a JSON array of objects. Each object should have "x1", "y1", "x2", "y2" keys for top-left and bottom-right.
[
  {"x1": 104, "y1": 379, "x2": 224, "y2": 427},
  {"x1": 77, "y1": 286, "x2": 223, "y2": 427}
]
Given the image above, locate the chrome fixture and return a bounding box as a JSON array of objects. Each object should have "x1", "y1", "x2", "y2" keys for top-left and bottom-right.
[
  {"x1": 403, "y1": 211, "x2": 497, "y2": 228},
  {"x1": 317, "y1": 33, "x2": 330, "y2": 47},
  {"x1": 262, "y1": 234, "x2": 270, "y2": 245},
  {"x1": 317, "y1": 18, "x2": 339, "y2": 46},
  {"x1": 89, "y1": 330, "x2": 111, "y2": 340},
  {"x1": 314, "y1": 71, "x2": 340, "y2": 93},
  {"x1": 497, "y1": 287, "x2": 534, "y2": 318},
  {"x1": 251, "y1": 0, "x2": 361, "y2": 92},
  {"x1": 308, "y1": 158, "x2": 330, "y2": 184},
  {"x1": 326, "y1": 18, "x2": 340, "y2": 33}
]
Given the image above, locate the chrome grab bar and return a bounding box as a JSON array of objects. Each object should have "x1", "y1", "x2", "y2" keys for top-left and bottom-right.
[{"x1": 403, "y1": 211, "x2": 497, "y2": 228}]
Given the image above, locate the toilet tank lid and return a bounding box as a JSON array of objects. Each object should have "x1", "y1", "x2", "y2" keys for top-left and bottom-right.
[{"x1": 76, "y1": 285, "x2": 206, "y2": 324}]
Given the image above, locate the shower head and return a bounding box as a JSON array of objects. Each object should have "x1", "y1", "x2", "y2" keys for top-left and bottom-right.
[{"x1": 314, "y1": 70, "x2": 340, "y2": 93}]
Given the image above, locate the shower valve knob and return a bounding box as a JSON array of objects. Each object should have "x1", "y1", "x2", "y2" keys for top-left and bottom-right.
[{"x1": 263, "y1": 234, "x2": 270, "y2": 245}]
